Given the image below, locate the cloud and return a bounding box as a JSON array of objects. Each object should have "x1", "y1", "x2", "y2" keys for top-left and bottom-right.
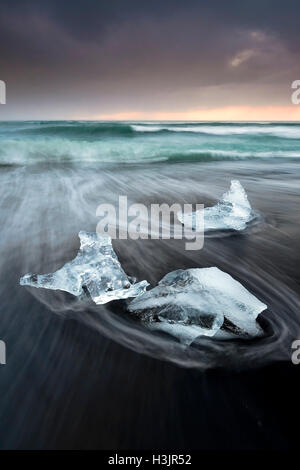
[
  {"x1": 230, "y1": 49, "x2": 256, "y2": 67},
  {"x1": 1, "y1": 1, "x2": 300, "y2": 118}
]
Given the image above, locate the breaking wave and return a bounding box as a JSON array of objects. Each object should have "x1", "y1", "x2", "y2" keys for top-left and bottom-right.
[
  {"x1": 1, "y1": 121, "x2": 300, "y2": 165},
  {"x1": 1, "y1": 138, "x2": 300, "y2": 166},
  {"x1": 131, "y1": 123, "x2": 300, "y2": 139},
  {"x1": 2, "y1": 121, "x2": 300, "y2": 139}
]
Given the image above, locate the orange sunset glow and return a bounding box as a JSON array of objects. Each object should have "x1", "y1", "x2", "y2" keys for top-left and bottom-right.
[{"x1": 95, "y1": 106, "x2": 300, "y2": 122}]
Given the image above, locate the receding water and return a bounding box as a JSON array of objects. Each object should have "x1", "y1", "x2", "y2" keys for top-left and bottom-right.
[{"x1": 0, "y1": 121, "x2": 299, "y2": 449}]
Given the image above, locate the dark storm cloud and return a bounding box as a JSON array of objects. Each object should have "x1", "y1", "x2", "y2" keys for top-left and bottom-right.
[{"x1": 0, "y1": 0, "x2": 299, "y2": 118}]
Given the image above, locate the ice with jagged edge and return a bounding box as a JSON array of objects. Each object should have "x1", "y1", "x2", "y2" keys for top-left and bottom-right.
[
  {"x1": 128, "y1": 267, "x2": 267, "y2": 345},
  {"x1": 177, "y1": 180, "x2": 256, "y2": 232},
  {"x1": 20, "y1": 231, "x2": 149, "y2": 304}
]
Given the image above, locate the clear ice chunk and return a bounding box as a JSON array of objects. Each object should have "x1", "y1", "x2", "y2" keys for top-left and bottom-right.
[
  {"x1": 128, "y1": 267, "x2": 267, "y2": 344},
  {"x1": 20, "y1": 231, "x2": 149, "y2": 304},
  {"x1": 177, "y1": 180, "x2": 255, "y2": 232}
]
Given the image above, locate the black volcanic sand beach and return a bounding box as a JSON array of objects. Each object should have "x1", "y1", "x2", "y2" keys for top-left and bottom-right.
[{"x1": 0, "y1": 159, "x2": 299, "y2": 449}]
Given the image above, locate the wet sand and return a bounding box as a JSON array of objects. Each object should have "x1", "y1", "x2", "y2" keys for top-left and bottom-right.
[{"x1": 0, "y1": 159, "x2": 299, "y2": 449}]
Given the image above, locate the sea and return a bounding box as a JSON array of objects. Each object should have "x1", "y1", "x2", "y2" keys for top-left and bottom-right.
[{"x1": 0, "y1": 120, "x2": 299, "y2": 449}]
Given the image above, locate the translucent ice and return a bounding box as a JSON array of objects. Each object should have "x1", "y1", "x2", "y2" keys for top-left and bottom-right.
[
  {"x1": 128, "y1": 267, "x2": 267, "y2": 344},
  {"x1": 178, "y1": 180, "x2": 255, "y2": 232},
  {"x1": 20, "y1": 231, "x2": 149, "y2": 304}
]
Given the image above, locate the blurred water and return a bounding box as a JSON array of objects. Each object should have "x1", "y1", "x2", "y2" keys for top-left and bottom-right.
[
  {"x1": 1, "y1": 121, "x2": 300, "y2": 165},
  {"x1": 0, "y1": 122, "x2": 299, "y2": 448}
]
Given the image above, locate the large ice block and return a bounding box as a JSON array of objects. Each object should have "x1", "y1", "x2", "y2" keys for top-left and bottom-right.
[
  {"x1": 20, "y1": 231, "x2": 149, "y2": 304},
  {"x1": 128, "y1": 267, "x2": 267, "y2": 344},
  {"x1": 178, "y1": 180, "x2": 255, "y2": 232}
]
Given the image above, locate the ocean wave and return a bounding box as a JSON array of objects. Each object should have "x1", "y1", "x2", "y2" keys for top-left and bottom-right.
[
  {"x1": 0, "y1": 138, "x2": 172, "y2": 165},
  {"x1": 0, "y1": 137, "x2": 299, "y2": 165},
  {"x1": 166, "y1": 149, "x2": 300, "y2": 163},
  {"x1": 3, "y1": 121, "x2": 300, "y2": 140},
  {"x1": 131, "y1": 124, "x2": 300, "y2": 139},
  {"x1": 1, "y1": 122, "x2": 135, "y2": 139}
]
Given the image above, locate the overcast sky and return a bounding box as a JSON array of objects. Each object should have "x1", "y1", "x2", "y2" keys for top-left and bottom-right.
[{"x1": 0, "y1": 0, "x2": 300, "y2": 120}]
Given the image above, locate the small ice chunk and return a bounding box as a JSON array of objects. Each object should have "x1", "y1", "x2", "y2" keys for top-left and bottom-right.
[
  {"x1": 20, "y1": 231, "x2": 149, "y2": 304},
  {"x1": 128, "y1": 267, "x2": 267, "y2": 344},
  {"x1": 178, "y1": 180, "x2": 255, "y2": 232}
]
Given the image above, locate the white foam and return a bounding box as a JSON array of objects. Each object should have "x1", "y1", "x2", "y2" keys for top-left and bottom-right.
[{"x1": 131, "y1": 124, "x2": 300, "y2": 139}]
